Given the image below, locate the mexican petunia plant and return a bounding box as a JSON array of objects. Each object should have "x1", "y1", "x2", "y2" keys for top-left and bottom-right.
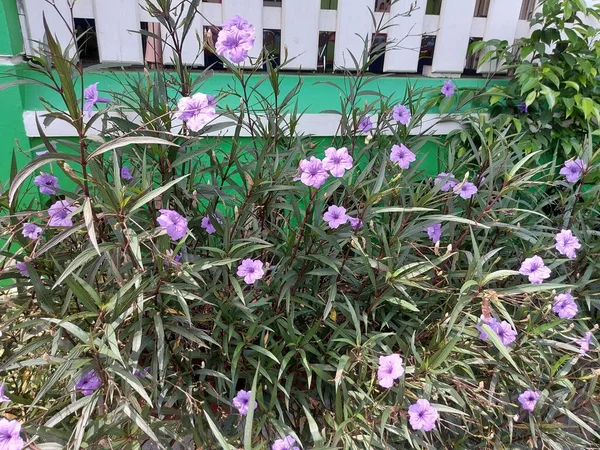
[{"x1": 0, "y1": 1, "x2": 599, "y2": 449}]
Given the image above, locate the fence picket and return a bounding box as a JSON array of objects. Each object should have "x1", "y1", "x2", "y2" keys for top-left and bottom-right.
[
  {"x1": 93, "y1": 0, "x2": 144, "y2": 64},
  {"x1": 281, "y1": 0, "x2": 320, "y2": 70},
  {"x1": 334, "y1": 0, "x2": 374, "y2": 70},
  {"x1": 384, "y1": 1, "x2": 427, "y2": 73},
  {"x1": 431, "y1": 0, "x2": 477, "y2": 75},
  {"x1": 21, "y1": 0, "x2": 74, "y2": 57},
  {"x1": 161, "y1": 2, "x2": 206, "y2": 67}
]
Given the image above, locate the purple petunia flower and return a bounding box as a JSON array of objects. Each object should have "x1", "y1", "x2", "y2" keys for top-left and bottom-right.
[
  {"x1": 297, "y1": 157, "x2": 329, "y2": 188},
  {"x1": 322, "y1": 147, "x2": 353, "y2": 177},
  {"x1": 323, "y1": 205, "x2": 348, "y2": 229},
  {"x1": 75, "y1": 369, "x2": 101, "y2": 396},
  {"x1": 392, "y1": 104, "x2": 411, "y2": 125},
  {"x1": 358, "y1": 115, "x2": 373, "y2": 133},
  {"x1": 0, "y1": 384, "x2": 9, "y2": 403},
  {"x1": 22, "y1": 222, "x2": 43, "y2": 240},
  {"x1": 441, "y1": 80, "x2": 455, "y2": 97},
  {"x1": 425, "y1": 223, "x2": 441, "y2": 244},
  {"x1": 493, "y1": 321, "x2": 518, "y2": 346},
  {"x1": 121, "y1": 166, "x2": 133, "y2": 181},
  {"x1": 175, "y1": 93, "x2": 217, "y2": 133},
  {"x1": 555, "y1": 229, "x2": 581, "y2": 259},
  {"x1": 48, "y1": 200, "x2": 77, "y2": 227},
  {"x1": 0, "y1": 418, "x2": 23, "y2": 450},
  {"x1": 157, "y1": 209, "x2": 188, "y2": 241},
  {"x1": 390, "y1": 144, "x2": 416, "y2": 169},
  {"x1": 272, "y1": 435, "x2": 300, "y2": 450},
  {"x1": 518, "y1": 389, "x2": 540, "y2": 412},
  {"x1": 518, "y1": 101, "x2": 528, "y2": 114},
  {"x1": 408, "y1": 399, "x2": 439, "y2": 431},
  {"x1": 36, "y1": 150, "x2": 49, "y2": 156},
  {"x1": 477, "y1": 316, "x2": 498, "y2": 341},
  {"x1": 434, "y1": 172, "x2": 458, "y2": 192},
  {"x1": 453, "y1": 182, "x2": 478, "y2": 199},
  {"x1": 553, "y1": 292, "x2": 578, "y2": 319},
  {"x1": 34, "y1": 172, "x2": 59, "y2": 195},
  {"x1": 201, "y1": 215, "x2": 222, "y2": 235},
  {"x1": 14, "y1": 263, "x2": 29, "y2": 278},
  {"x1": 377, "y1": 354, "x2": 404, "y2": 388},
  {"x1": 575, "y1": 331, "x2": 592, "y2": 355},
  {"x1": 348, "y1": 217, "x2": 364, "y2": 230},
  {"x1": 560, "y1": 159, "x2": 584, "y2": 183},
  {"x1": 133, "y1": 366, "x2": 151, "y2": 378},
  {"x1": 216, "y1": 16, "x2": 256, "y2": 64},
  {"x1": 84, "y1": 83, "x2": 110, "y2": 117},
  {"x1": 519, "y1": 255, "x2": 551, "y2": 284},
  {"x1": 232, "y1": 389, "x2": 257, "y2": 416},
  {"x1": 237, "y1": 259, "x2": 264, "y2": 285}
]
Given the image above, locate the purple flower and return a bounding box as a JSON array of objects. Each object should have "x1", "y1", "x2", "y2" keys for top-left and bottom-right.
[
  {"x1": 237, "y1": 259, "x2": 264, "y2": 285},
  {"x1": 84, "y1": 83, "x2": 110, "y2": 117},
  {"x1": 14, "y1": 263, "x2": 29, "y2": 278},
  {"x1": 425, "y1": 223, "x2": 441, "y2": 244},
  {"x1": 323, "y1": 205, "x2": 348, "y2": 229},
  {"x1": 121, "y1": 166, "x2": 133, "y2": 181},
  {"x1": 75, "y1": 369, "x2": 101, "y2": 396},
  {"x1": 518, "y1": 389, "x2": 540, "y2": 412},
  {"x1": 390, "y1": 144, "x2": 416, "y2": 169},
  {"x1": 272, "y1": 435, "x2": 300, "y2": 450},
  {"x1": 348, "y1": 217, "x2": 364, "y2": 230},
  {"x1": 201, "y1": 215, "x2": 222, "y2": 234},
  {"x1": 493, "y1": 321, "x2": 518, "y2": 346},
  {"x1": 34, "y1": 172, "x2": 59, "y2": 195},
  {"x1": 36, "y1": 150, "x2": 50, "y2": 156},
  {"x1": 133, "y1": 367, "x2": 150, "y2": 378},
  {"x1": 216, "y1": 16, "x2": 256, "y2": 64},
  {"x1": 477, "y1": 316, "x2": 498, "y2": 341},
  {"x1": 453, "y1": 182, "x2": 478, "y2": 199},
  {"x1": 575, "y1": 331, "x2": 592, "y2": 355},
  {"x1": 434, "y1": 172, "x2": 457, "y2": 192},
  {"x1": 297, "y1": 157, "x2": 329, "y2": 188},
  {"x1": 377, "y1": 354, "x2": 404, "y2": 388},
  {"x1": 157, "y1": 209, "x2": 188, "y2": 241},
  {"x1": 518, "y1": 101, "x2": 528, "y2": 114},
  {"x1": 555, "y1": 229, "x2": 581, "y2": 259},
  {"x1": 552, "y1": 292, "x2": 578, "y2": 319},
  {"x1": 441, "y1": 80, "x2": 455, "y2": 97},
  {"x1": 0, "y1": 418, "x2": 23, "y2": 450},
  {"x1": 322, "y1": 147, "x2": 353, "y2": 177},
  {"x1": 559, "y1": 159, "x2": 584, "y2": 183},
  {"x1": 392, "y1": 104, "x2": 411, "y2": 125},
  {"x1": 0, "y1": 384, "x2": 9, "y2": 403},
  {"x1": 232, "y1": 389, "x2": 257, "y2": 416},
  {"x1": 48, "y1": 200, "x2": 76, "y2": 227},
  {"x1": 175, "y1": 93, "x2": 217, "y2": 133},
  {"x1": 519, "y1": 255, "x2": 551, "y2": 284},
  {"x1": 408, "y1": 399, "x2": 439, "y2": 431},
  {"x1": 358, "y1": 115, "x2": 373, "y2": 133},
  {"x1": 22, "y1": 222, "x2": 43, "y2": 240}
]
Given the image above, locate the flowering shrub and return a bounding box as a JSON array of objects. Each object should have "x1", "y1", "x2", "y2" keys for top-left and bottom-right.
[{"x1": 0, "y1": 1, "x2": 599, "y2": 449}]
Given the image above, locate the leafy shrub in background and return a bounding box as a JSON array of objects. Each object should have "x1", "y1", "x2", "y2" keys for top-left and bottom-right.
[{"x1": 0, "y1": 1, "x2": 599, "y2": 449}]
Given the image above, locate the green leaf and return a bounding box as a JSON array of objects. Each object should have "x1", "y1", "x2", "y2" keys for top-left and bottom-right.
[
  {"x1": 122, "y1": 403, "x2": 164, "y2": 448},
  {"x1": 129, "y1": 175, "x2": 188, "y2": 213},
  {"x1": 243, "y1": 364, "x2": 260, "y2": 450},
  {"x1": 86, "y1": 136, "x2": 178, "y2": 161},
  {"x1": 203, "y1": 410, "x2": 235, "y2": 450},
  {"x1": 53, "y1": 243, "x2": 119, "y2": 288}
]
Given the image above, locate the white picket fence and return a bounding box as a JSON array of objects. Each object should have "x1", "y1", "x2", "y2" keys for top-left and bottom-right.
[{"x1": 17, "y1": 0, "x2": 550, "y2": 75}]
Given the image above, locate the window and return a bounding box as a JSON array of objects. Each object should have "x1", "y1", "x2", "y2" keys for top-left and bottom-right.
[
  {"x1": 375, "y1": 0, "x2": 391, "y2": 12},
  {"x1": 368, "y1": 33, "x2": 387, "y2": 73},
  {"x1": 320, "y1": 0, "x2": 338, "y2": 9},
  {"x1": 74, "y1": 18, "x2": 99, "y2": 65},
  {"x1": 426, "y1": 0, "x2": 442, "y2": 15},
  {"x1": 318, "y1": 31, "x2": 335, "y2": 71},
  {"x1": 519, "y1": 0, "x2": 536, "y2": 20},
  {"x1": 474, "y1": 0, "x2": 490, "y2": 18},
  {"x1": 263, "y1": 29, "x2": 281, "y2": 68},
  {"x1": 418, "y1": 35, "x2": 436, "y2": 74},
  {"x1": 203, "y1": 25, "x2": 224, "y2": 70},
  {"x1": 464, "y1": 37, "x2": 483, "y2": 75},
  {"x1": 264, "y1": 0, "x2": 281, "y2": 6}
]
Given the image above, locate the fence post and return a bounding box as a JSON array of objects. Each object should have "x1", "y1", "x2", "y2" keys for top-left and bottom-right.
[
  {"x1": 93, "y1": 0, "x2": 144, "y2": 64},
  {"x1": 383, "y1": 1, "x2": 427, "y2": 72},
  {"x1": 334, "y1": 0, "x2": 373, "y2": 70},
  {"x1": 281, "y1": 0, "x2": 320, "y2": 70}
]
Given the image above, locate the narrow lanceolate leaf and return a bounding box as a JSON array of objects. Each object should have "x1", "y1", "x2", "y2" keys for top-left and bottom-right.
[
  {"x1": 8, "y1": 152, "x2": 79, "y2": 205},
  {"x1": 53, "y1": 243, "x2": 119, "y2": 288},
  {"x1": 122, "y1": 403, "x2": 164, "y2": 448},
  {"x1": 129, "y1": 174, "x2": 188, "y2": 213},
  {"x1": 203, "y1": 410, "x2": 235, "y2": 450},
  {"x1": 243, "y1": 364, "x2": 260, "y2": 450},
  {"x1": 86, "y1": 136, "x2": 178, "y2": 161},
  {"x1": 83, "y1": 198, "x2": 100, "y2": 255},
  {"x1": 45, "y1": 396, "x2": 95, "y2": 427}
]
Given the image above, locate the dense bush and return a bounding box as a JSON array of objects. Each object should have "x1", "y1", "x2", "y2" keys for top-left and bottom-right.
[{"x1": 1, "y1": 1, "x2": 599, "y2": 449}]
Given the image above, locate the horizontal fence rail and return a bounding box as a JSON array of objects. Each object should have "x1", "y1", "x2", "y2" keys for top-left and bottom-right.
[{"x1": 17, "y1": 0, "x2": 556, "y2": 75}]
